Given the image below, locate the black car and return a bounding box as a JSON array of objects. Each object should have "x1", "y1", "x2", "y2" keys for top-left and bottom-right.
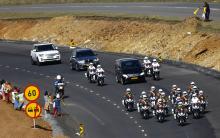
[
  {"x1": 69, "y1": 48, "x2": 99, "y2": 71},
  {"x1": 115, "y1": 58, "x2": 145, "y2": 84}
]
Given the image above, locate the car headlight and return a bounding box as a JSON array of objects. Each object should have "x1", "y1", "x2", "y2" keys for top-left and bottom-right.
[
  {"x1": 122, "y1": 74, "x2": 128, "y2": 78},
  {"x1": 140, "y1": 72, "x2": 145, "y2": 76},
  {"x1": 78, "y1": 60, "x2": 85, "y2": 64},
  {"x1": 94, "y1": 58, "x2": 99, "y2": 62}
]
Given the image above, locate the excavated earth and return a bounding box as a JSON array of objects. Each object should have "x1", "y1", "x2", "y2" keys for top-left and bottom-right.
[{"x1": 0, "y1": 16, "x2": 219, "y2": 71}]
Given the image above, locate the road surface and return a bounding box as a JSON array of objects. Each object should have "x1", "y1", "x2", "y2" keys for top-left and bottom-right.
[
  {"x1": 0, "y1": 40, "x2": 220, "y2": 138},
  {"x1": 0, "y1": 2, "x2": 220, "y2": 20}
]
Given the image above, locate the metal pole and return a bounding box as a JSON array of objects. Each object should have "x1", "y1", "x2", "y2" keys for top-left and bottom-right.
[{"x1": 33, "y1": 119, "x2": 36, "y2": 128}]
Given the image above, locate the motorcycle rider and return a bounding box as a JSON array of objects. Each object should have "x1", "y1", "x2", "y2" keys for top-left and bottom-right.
[
  {"x1": 96, "y1": 64, "x2": 104, "y2": 78},
  {"x1": 174, "y1": 101, "x2": 188, "y2": 120},
  {"x1": 137, "y1": 94, "x2": 150, "y2": 112},
  {"x1": 198, "y1": 90, "x2": 206, "y2": 101},
  {"x1": 152, "y1": 59, "x2": 160, "y2": 70},
  {"x1": 188, "y1": 81, "x2": 196, "y2": 93},
  {"x1": 123, "y1": 88, "x2": 134, "y2": 106},
  {"x1": 54, "y1": 75, "x2": 65, "y2": 93},
  {"x1": 191, "y1": 93, "x2": 200, "y2": 104},
  {"x1": 87, "y1": 63, "x2": 96, "y2": 79},
  {"x1": 143, "y1": 56, "x2": 151, "y2": 65},
  {"x1": 149, "y1": 86, "x2": 157, "y2": 115},
  {"x1": 143, "y1": 57, "x2": 152, "y2": 75}
]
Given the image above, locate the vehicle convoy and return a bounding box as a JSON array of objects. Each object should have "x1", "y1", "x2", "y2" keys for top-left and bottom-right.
[
  {"x1": 115, "y1": 58, "x2": 145, "y2": 85},
  {"x1": 69, "y1": 48, "x2": 99, "y2": 71},
  {"x1": 30, "y1": 43, "x2": 61, "y2": 65}
]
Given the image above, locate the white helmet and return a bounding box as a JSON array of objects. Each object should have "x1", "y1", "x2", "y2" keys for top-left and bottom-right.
[
  {"x1": 89, "y1": 63, "x2": 93, "y2": 66},
  {"x1": 172, "y1": 84, "x2": 177, "y2": 88},
  {"x1": 192, "y1": 93, "x2": 197, "y2": 97},
  {"x1": 177, "y1": 88, "x2": 181, "y2": 91},
  {"x1": 190, "y1": 81, "x2": 195, "y2": 85},
  {"x1": 56, "y1": 75, "x2": 61, "y2": 80},
  {"x1": 141, "y1": 91, "x2": 146, "y2": 95},
  {"x1": 144, "y1": 56, "x2": 148, "y2": 60},
  {"x1": 151, "y1": 86, "x2": 156, "y2": 91},
  {"x1": 199, "y1": 90, "x2": 204, "y2": 95},
  {"x1": 158, "y1": 89, "x2": 163, "y2": 93},
  {"x1": 97, "y1": 65, "x2": 101, "y2": 68},
  {"x1": 193, "y1": 86, "x2": 197, "y2": 90},
  {"x1": 182, "y1": 91, "x2": 187, "y2": 95},
  {"x1": 153, "y1": 59, "x2": 157, "y2": 62},
  {"x1": 158, "y1": 99, "x2": 162, "y2": 103},
  {"x1": 161, "y1": 92, "x2": 165, "y2": 96},
  {"x1": 126, "y1": 88, "x2": 131, "y2": 92},
  {"x1": 143, "y1": 95, "x2": 147, "y2": 99},
  {"x1": 56, "y1": 93, "x2": 60, "y2": 99},
  {"x1": 178, "y1": 101, "x2": 183, "y2": 105}
]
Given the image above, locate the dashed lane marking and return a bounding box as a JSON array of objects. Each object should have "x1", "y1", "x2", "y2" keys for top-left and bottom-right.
[{"x1": 130, "y1": 116, "x2": 133, "y2": 119}]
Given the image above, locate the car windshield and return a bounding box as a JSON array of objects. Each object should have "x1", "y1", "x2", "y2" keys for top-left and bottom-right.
[
  {"x1": 76, "y1": 50, "x2": 95, "y2": 57},
  {"x1": 121, "y1": 60, "x2": 141, "y2": 74},
  {"x1": 37, "y1": 44, "x2": 55, "y2": 51}
]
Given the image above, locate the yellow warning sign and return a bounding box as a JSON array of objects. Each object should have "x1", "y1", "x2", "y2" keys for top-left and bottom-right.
[
  {"x1": 24, "y1": 85, "x2": 40, "y2": 101},
  {"x1": 25, "y1": 102, "x2": 42, "y2": 118}
]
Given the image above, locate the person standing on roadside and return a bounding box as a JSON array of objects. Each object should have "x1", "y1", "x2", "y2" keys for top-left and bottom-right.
[
  {"x1": 203, "y1": 1, "x2": 210, "y2": 21},
  {"x1": 44, "y1": 91, "x2": 50, "y2": 115}
]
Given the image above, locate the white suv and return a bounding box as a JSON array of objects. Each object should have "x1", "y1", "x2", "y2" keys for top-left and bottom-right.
[{"x1": 30, "y1": 43, "x2": 61, "y2": 65}]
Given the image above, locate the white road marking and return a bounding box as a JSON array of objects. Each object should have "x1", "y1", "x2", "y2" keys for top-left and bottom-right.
[
  {"x1": 76, "y1": 84, "x2": 79, "y2": 87},
  {"x1": 22, "y1": 69, "x2": 26, "y2": 71},
  {"x1": 102, "y1": 96, "x2": 106, "y2": 99},
  {"x1": 141, "y1": 129, "x2": 145, "y2": 132},
  {"x1": 113, "y1": 103, "x2": 117, "y2": 106},
  {"x1": 84, "y1": 87, "x2": 88, "y2": 90},
  {"x1": 46, "y1": 75, "x2": 50, "y2": 78},
  {"x1": 130, "y1": 116, "x2": 133, "y2": 119},
  {"x1": 144, "y1": 134, "x2": 147, "y2": 137},
  {"x1": 138, "y1": 125, "x2": 142, "y2": 128},
  {"x1": 15, "y1": 67, "x2": 19, "y2": 70},
  {"x1": 96, "y1": 93, "x2": 100, "y2": 96},
  {"x1": 66, "y1": 81, "x2": 70, "y2": 84},
  {"x1": 40, "y1": 73, "x2": 44, "y2": 76},
  {"x1": 90, "y1": 90, "x2": 94, "y2": 93},
  {"x1": 27, "y1": 70, "x2": 30, "y2": 73},
  {"x1": 122, "y1": 109, "x2": 125, "y2": 112},
  {"x1": 125, "y1": 112, "x2": 129, "y2": 115},
  {"x1": 117, "y1": 106, "x2": 120, "y2": 109},
  {"x1": 80, "y1": 86, "x2": 84, "y2": 88},
  {"x1": 134, "y1": 121, "x2": 138, "y2": 124},
  {"x1": 5, "y1": 65, "x2": 10, "y2": 68}
]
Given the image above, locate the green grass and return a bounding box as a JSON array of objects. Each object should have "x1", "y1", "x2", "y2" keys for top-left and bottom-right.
[{"x1": 0, "y1": 0, "x2": 219, "y2": 5}]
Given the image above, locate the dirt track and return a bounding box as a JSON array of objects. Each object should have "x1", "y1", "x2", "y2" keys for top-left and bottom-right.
[{"x1": 0, "y1": 16, "x2": 219, "y2": 71}]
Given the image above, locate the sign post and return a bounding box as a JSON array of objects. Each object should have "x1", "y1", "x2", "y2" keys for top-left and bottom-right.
[{"x1": 24, "y1": 84, "x2": 41, "y2": 128}]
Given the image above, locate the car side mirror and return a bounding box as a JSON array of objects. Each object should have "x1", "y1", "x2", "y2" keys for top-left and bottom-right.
[
  {"x1": 33, "y1": 49, "x2": 37, "y2": 52},
  {"x1": 54, "y1": 46, "x2": 58, "y2": 50}
]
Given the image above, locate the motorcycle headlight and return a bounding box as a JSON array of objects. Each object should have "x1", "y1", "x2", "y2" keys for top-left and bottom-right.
[
  {"x1": 122, "y1": 74, "x2": 128, "y2": 78},
  {"x1": 78, "y1": 60, "x2": 85, "y2": 64},
  {"x1": 140, "y1": 72, "x2": 145, "y2": 76}
]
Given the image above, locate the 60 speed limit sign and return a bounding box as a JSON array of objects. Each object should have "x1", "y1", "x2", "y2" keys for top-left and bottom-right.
[{"x1": 24, "y1": 85, "x2": 40, "y2": 101}]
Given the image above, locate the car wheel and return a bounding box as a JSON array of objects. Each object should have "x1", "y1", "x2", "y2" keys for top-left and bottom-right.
[
  {"x1": 70, "y1": 63, "x2": 74, "y2": 70},
  {"x1": 116, "y1": 76, "x2": 120, "y2": 83},
  {"x1": 57, "y1": 60, "x2": 62, "y2": 64},
  {"x1": 36, "y1": 58, "x2": 41, "y2": 66},
  {"x1": 75, "y1": 63, "x2": 79, "y2": 71},
  {"x1": 31, "y1": 57, "x2": 35, "y2": 65},
  {"x1": 121, "y1": 77, "x2": 126, "y2": 85}
]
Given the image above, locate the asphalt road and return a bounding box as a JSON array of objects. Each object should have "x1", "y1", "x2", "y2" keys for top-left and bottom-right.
[
  {"x1": 0, "y1": 40, "x2": 220, "y2": 138},
  {"x1": 0, "y1": 2, "x2": 220, "y2": 20}
]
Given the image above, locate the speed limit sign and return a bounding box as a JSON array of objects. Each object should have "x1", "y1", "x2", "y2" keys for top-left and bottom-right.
[{"x1": 24, "y1": 84, "x2": 40, "y2": 102}]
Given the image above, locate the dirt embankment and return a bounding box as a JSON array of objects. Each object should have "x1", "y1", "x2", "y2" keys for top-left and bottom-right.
[
  {"x1": 0, "y1": 101, "x2": 52, "y2": 138},
  {"x1": 0, "y1": 16, "x2": 219, "y2": 71}
]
